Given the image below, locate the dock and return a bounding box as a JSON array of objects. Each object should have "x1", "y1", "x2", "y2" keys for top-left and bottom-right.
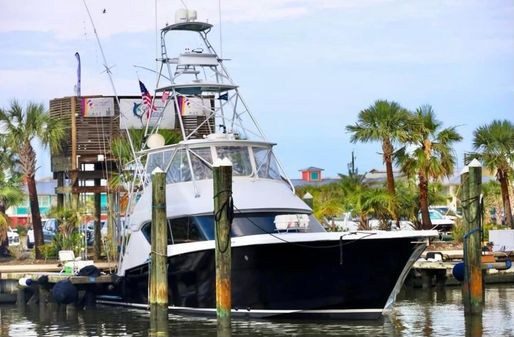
[
  {"x1": 410, "y1": 249, "x2": 514, "y2": 288},
  {"x1": 0, "y1": 261, "x2": 117, "y2": 305}
]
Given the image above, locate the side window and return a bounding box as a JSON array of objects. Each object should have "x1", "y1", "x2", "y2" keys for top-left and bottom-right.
[
  {"x1": 170, "y1": 217, "x2": 203, "y2": 243},
  {"x1": 253, "y1": 147, "x2": 281, "y2": 180},
  {"x1": 141, "y1": 217, "x2": 204, "y2": 245},
  {"x1": 141, "y1": 221, "x2": 174, "y2": 245}
]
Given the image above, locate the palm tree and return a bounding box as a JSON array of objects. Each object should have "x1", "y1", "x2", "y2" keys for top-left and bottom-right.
[
  {"x1": 396, "y1": 105, "x2": 462, "y2": 230},
  {"x1": 0, "y1": 100, "x2": 65, "y2": 258},
  {"x1": 339, "y1": 174, "x2": 393, "y2": 229},
  {"x1": 473, "y1": 120, "x2": 514, "y2": 228},
  {"x1": 346, "y1": 100, "x2": 410, "y2": 221}
]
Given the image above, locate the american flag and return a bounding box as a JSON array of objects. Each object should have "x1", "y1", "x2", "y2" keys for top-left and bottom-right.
[{"x1": 139, "y1": 80, "x2": 156, "y2": 117}]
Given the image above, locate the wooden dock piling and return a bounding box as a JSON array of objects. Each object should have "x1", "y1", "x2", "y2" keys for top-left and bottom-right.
[
  {"x1": 463, "y1": 159, "x2": 483, "y2": 314},
  {"x1": 213, "y1": 159, "x2": 233, "y2": 337},
  {"x1": 149, "y1": 168, "x2": 168, "y2": 310}
]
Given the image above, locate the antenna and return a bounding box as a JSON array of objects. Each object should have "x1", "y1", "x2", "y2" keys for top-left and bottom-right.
[
  {"x1": 219, "y1": 0, "x2": 223, "y2": 59},
  {"x1": 81, "y1": 0, "x2": 138, "y2": 156}
]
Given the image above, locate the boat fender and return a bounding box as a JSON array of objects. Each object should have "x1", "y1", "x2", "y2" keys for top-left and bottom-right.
[
  {"x1": 452, "y1": 262, "x2": 465, "y2": 282},
  {"x1": 38, "y1": 275, "x2": 49, "y2": 285},
  {"x1": 77, "y1": 265, "x2": 101, "y2": 277},
  {"x1": 52, "y1": 280, "x2": 78, "y2": 305},
  {"x1": 18, "y1": 277, "x2": 33, "y2": 287}
]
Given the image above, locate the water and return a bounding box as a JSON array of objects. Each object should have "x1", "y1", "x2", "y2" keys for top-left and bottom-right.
[{"x1": 1, "y1": 285, "x2": 513, "y2": 336}]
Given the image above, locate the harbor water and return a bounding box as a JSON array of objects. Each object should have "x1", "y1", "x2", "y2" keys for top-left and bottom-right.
[{"x1": 0, "y1": 284, "x2": 513, "y2": 336}]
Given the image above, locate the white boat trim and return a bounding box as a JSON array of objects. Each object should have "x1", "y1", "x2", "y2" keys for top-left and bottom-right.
[
  {"x1": 97, "y1": 299, "x2": 382, "y2": 315},
  {"x1": 163, "y1": 230, "x2": 438, "y2": 258}
]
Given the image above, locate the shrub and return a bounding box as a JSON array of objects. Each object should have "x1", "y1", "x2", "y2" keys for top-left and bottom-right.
[
  {"x1": 451, "y1": 219, "x2": 465, "y2": 243},
  {"x1": 39, "y1": 243, "x2": 58, "y2": 260},
  {"x1": 15, "y1": 225, "x2": 27, "y2": 236},
  {"x1": 53, "y1": 231, "x2": 84, "y2": 257}
]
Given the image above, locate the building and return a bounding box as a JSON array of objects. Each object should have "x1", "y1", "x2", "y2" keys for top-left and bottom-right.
[
  {"x1": 6, "y1": 177, "x2": 109, "y2": 227},
  {"x1": 6, "y1": 177, "x2": 58, "y2": 227},
  {"x1": 361, "y1": 169, "x2": 405, "y2": 186},
  {"x1": 291, "y1": 167, "x2": 340, "y2": 187}
]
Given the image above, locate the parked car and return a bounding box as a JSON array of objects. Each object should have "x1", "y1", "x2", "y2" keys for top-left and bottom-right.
[
  {"x1": 42, "y1": 218, "x2": 59, "y2": 243},
  {"x1": 429, "y1": 205, "x2": 461, "y2": 221},
  {"x1": 7, "y1": 227, "x2": 20, "y2": 246},
  {"x1": 418, "y1": 209, "x2": 455, "y2": 233},
  {"x1": 82, "y1": 220, "x2": 107, "y2": 246}
]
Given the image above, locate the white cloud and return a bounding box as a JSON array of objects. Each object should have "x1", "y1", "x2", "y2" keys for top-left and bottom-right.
[{"x1": 0, "y1": 0, "x2": 313, "y2": 40}]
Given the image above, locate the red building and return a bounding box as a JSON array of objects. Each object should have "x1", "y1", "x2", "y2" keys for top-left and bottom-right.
[{"x1": 299, "y1": 167, "x2": 324, "y2": 182}]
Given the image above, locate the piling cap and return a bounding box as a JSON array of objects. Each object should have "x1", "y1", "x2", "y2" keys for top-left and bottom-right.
[
  {"x1": 152, "y1": 167, "x2": 164, "y2": 174},
  {"x1": 303, "y1": 192, "x2": 313, "y2": 199},
  {"x1": 468, "y1": 158, "x2": 482, "y2": 168},
  {"x1": 213, "y1": 157, "x2": 233, "y2": 167}
]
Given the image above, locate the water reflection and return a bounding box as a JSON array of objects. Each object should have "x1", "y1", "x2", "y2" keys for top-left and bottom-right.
[{"x1": 0, "y1": 285, "x2": 513, "y2": 336}]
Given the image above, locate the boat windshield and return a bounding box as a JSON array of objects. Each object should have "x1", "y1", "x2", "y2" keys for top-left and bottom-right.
[
  {"x1": 141, "y1": 212, "x2": 326, "y2": 244},
  {"x1": 145, "y1": 143, "x2": 284, "y2": 183}
]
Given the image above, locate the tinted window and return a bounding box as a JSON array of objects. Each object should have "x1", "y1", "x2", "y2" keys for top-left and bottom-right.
[
  {"x1": 141, "y1": 213, "x2": 325, "y2": 243},
  {"x1": 141, "y1": 217, "x2": 206, "y2": 244},
  {"x1": 196, "y1": 213, "x2": 326, "y2": 240},
  {"x1": 170, "y1": 217, "x2": 204, "y2": 243}
]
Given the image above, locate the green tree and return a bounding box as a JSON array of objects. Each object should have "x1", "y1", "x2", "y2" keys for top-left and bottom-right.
[
  {"x1": 473, "y1": 120, "x2": 514, "y2": 228},
  {"x1": 0, "y1": 100, "x2": 65, "y2": 258},
  {"x1": 346, "y1": 100, "x2": 410, "y2": 221},
  {"x1": 0, "y1": 134, "x2": 24, "y2": 253},
  {"x1": 396, "y1": 105, "x2": 462, "y2": 230},
  {"x1": 339, "y1": 174, "x2": 392, "y2": 229},
  {"x1": 482, "y1": 181, "x2": 502, "y2": 225},
  {"x1": 296, "y1": 183, "x2": 344, "y2": 229}
]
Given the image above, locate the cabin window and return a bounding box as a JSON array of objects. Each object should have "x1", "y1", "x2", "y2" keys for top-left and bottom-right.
[
  {"x1": 216, "y1": 146, "x2": 252, "y2": 176},
  {"x1": 141, "y1": 217, "x2": 206, "y2": 245},
  {"x1": 194, "y1": 212, "x2": 326, "y2": 239},
  {"x1": 147, "y1": 149, "x2": 174, "y2": 174},
  {"x1": 253, "y1": 147, "x2": 281, "y2": 180},
  {"x1": 169, "y1": 217, "x2": 204, "y2": 243},
  {"x1": 166, "y1": 149, "x2": 191, "y2": 183},
  {"x1": 190, "y1": 147, "x2": 213, "y2": 180}
]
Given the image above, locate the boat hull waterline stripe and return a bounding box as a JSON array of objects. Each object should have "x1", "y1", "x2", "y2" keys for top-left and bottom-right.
[{"x1": 97, "y1": 300, "x2": 382, "y2": 315}]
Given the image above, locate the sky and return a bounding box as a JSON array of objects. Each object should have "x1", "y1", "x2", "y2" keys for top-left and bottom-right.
[{"x1": 0, "y1": 0, "x2": 513, "y2": 180}]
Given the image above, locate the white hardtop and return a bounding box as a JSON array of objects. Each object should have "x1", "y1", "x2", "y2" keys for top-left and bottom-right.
[{"x1": 140, "y1": 133, "x2": 276, "y2": 155}]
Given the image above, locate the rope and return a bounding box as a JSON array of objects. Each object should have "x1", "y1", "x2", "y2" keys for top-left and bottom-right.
[
  {"x1": 150, "y1": 250, "x2": 167, "y2": 257},
  {"x1": 213, "y1": 189, "x2": 233, "y2": 253},
  {"x1": 462, "y1": 194, "x2": 484, "y2": 274}
]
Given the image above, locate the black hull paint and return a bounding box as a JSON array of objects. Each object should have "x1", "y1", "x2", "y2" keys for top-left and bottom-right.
[{"x1": 102, "y1": 237, "x2": 422, "y2": 318}]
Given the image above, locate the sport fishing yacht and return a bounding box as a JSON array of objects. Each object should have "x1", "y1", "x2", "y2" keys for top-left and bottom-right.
[{"x1": 100, "y1": 10, "x2": 437, "y2": 319}]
